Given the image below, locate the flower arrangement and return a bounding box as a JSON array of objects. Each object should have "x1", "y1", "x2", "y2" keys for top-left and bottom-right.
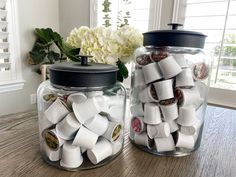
[{"x1": 66, "y1": 26, "x2": 143, "y2": 81}]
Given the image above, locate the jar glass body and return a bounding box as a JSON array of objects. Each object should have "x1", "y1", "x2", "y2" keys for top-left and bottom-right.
[
  {"x1": 129, "y1": 46, "x2": 211, "y2": 156},
  {"x1": 37, "y1": 81, "x2": 126, "y2": 170}
]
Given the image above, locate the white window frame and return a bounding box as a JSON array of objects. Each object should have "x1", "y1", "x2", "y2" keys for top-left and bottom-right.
[
  {"x1": 172, "y1": 0, "x2": 236, "y2": 108},
  {"x1": 0, "y1": 0, "x2": 25, "y2": 93}
]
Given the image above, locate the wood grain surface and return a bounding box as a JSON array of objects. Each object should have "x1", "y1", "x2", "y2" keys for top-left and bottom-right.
[{"x1": 0, "y1": 106, "x2": 236, "y2": 177}]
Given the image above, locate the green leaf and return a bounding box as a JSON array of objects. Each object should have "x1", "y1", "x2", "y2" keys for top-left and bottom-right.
[
  {"x1": 48, "y1": 51, "x2": 60, "y2": 63},
  {"x1": 29, "y1": 50, "x2": 47, "y2": 64},
  {"x1": 60, "y1": 41, "x2": 80, "y2": 62},
  {"x1": 34, "y1": 28, "x2": 53, "y2": 44},
  {"x1": 116, "y1": 59, "x2": 129, "y2": 82}
]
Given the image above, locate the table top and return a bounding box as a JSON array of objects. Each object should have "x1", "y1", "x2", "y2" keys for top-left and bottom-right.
[{"x1": 0, "y1": 106, "x2": 236, "y2": 177}]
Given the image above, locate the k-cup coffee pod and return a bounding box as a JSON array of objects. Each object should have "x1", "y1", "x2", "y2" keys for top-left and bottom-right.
[
  {"x1": 43, "y1": 141, "x2": 61, "y2": 161},
  {"x1": 144, "y1": 103, "x2": 162, "y2": 125},
  {"x1": 43, "y1": 128, "x2": 65, "y2": 151},
  {"x1": 154, "y1": 134, "x2": 175, "y2": 152},
  {"x1": 180, "y1": 118, "x2": 202, "y2": 135},
  {"x1": 107, "y1": 106, "x2": 124, "y2": 122},
  {"x1": 136, "y1": 54, "x2": 152, "y2": 67},
  {"x1": 131, "y1": 117, "x2": 146, "y2": 134},
  {"x1": 172, "y1": 54, "x2": 189, "y2": 68},
  {"x1": 84, "y1": 114, "x2": 109, "y2": 136},
  {"x1": 111, "y1": 139, "x2": 123, "y2": 155},
  {"x1": 72, "y1": 97, "x2": 101, "y2": 124},
  {"x1": 177, "y1": 106, "x2": 197, "y2": 126},
  {"x1": 153, "y1": 79, "x2": 174, "y2": 101},
  {"x1": 44, "y1": 98, "x2": 70, "y2": 124},
  {"x1": 175, "y1": 68, "x2": 194, "y2": 88},
  {"x1": 60, "y1": 142, "x2": 83, "y2": 168},
  {"x1": 142, "y1": 63, "x2": 162, "y2": 84},
  {"x1": 86, "y1": 91, "x2": 103, "y2": 98},
  {"x1": 67, "y1": 92, "x2": 87, "y2": 106},
  {"x1": 130, "y1": 103, "x2": 144, "y2": 117},
  {"x1": 134, "y1": 69, "x2": 146, "y2": 87},
  {"x1": 55, "y1": 113, "x2": 81, "y2": 140},
  {"x1": 159, "y1": 98, "x2": 178, "y2": 121},
  {"x1": 134, "y1": 132, "x2": 154, "y2": 149},
  {"x1": 158, "y1": 56, "x2": 182, "y2": 79},
  {"x1": 192, "y1": 62, "x2": 209, "y2": 81},
  {"x1": 87, "y1": 138, "x2": 113, "y2": 165},
  {"x1": 138, "y1": 85, "x2": 158, "y2": 103},
  {"x1": 175, "y1": 87, "x2": 204, "y2": 108},
  {"x1": 103, "y1": 122, "x2": 122, "y2": 142},
  {"x1": 150, "y1": 49, "x2": 168, "y2": 62},
  {"x1": 40, "y1": 93, "x2": 57, "y2": 111},
  {"x1": 175, "y1": 132, "x2": 195, "y2": 149},
  {"x1": 147, "y1": 123, "x2": 170, "y2": 139},
  {"x1": 166, "y1": 120, "x2": 179, "y2": 133},
  {"x1": 72, "y1": 125, "x2": 99, "y2": 149}
]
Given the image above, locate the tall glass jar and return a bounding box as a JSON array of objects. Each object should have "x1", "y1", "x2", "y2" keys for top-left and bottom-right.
[
  {"x1": 37, "y1": 56, "x2": 126, "y2": 170},
  {"x1": 129, "y1": 24, "x2": 212, "y2": 156}
]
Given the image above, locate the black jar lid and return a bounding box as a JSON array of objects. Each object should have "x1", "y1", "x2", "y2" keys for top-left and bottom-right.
[
  {"x1": 143, "y1": 23, "x2": 207, "y2": 49},
  {"x1": 49, "y1": 55, "x2": 118, "y2": 89}
]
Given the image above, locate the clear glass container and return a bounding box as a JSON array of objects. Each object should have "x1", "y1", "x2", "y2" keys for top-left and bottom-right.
[
  {"x1": 37, "y1": 58, "x2": 126, "y2": 170},
  {"x1": 129, "y1": 24, "x2": 212, "y2": 156}
]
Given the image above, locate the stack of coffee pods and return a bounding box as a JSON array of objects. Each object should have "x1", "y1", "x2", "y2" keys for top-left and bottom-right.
[
  {"x1": 130, "y1": 50, "x2": 208, "y2": 153},
  {"x1": 40, "y1": 91, "x2": 124, "y2": 168}
]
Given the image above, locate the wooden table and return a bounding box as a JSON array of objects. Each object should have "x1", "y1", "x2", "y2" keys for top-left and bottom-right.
[{"x1": 0, "y1": 106, "x2": 236, "y2": 177}]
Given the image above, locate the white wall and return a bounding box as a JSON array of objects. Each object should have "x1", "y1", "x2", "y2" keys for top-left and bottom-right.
[
  {"x1": 0, "y1": 0, "x2": 59, "y2": 116},
  {"x1": 59, "y1": 0, "x2": 90, "y2": 38}
]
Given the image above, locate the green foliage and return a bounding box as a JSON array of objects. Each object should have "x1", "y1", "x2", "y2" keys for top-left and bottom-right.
[
  {"x1": 116, "y1": 59, "x2": 129, "y2": 82},
  {"x1": 28, "y1": 28, "x2": 80, "y2": 66}
]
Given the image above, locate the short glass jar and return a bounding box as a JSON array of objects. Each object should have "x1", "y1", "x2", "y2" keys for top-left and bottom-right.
[
  {"x1": 129, "y1": 24, "x2": 212, "y2": 156},
  {"x1": 37, "y1": 58, "x2": 126, "y2": 170}
]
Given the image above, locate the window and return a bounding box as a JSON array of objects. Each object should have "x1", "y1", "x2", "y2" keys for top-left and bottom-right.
[
  {"x1": 175, "y1": 0, "x2": 236, "y2": 91},
  {"x1": 0, "y1": 0, "x2": 24, "y2": 93}
]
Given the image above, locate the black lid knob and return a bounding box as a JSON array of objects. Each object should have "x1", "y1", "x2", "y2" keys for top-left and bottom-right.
[
  {"x1": 77, "y1": 55, "x2": 93, "y2": 66},
  {"x1": 168, "y1": 23, "x2": 183, "y2": 30}
]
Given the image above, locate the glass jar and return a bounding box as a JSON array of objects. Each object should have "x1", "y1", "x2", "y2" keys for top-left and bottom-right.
[
  {"x1": 129, "y1": 24, "x2": 212, "y2": 156},
  {"x1": 37, "y1": 56, "x2": 126, "y2": 170}
]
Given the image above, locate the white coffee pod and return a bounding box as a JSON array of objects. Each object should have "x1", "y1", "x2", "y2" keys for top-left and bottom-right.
[
  {"x1": 134, "y1": 132, "x2": 154, "y2": 149},
  {"x1": 175, "y1": 87, "x2": 203, "y2": 109},
  {"x1": 56, "y1": 112, "x2": 81, "y2": 140},
  {"x1": 166, "y1": 120, "x2": 179, "y2": 133},
  {"x1": 180, "y1": 118, "x2": 202, "y2": 135},
  {"x1": 177, "y1": 106, "x2": 198, "y2": 126},
  {"x1": 72, "y1": 97, "x2": 101, "y2": 124},
  {"x1": 44, "y1": 98, "x2": 70, "y2": 124},
  {"x1": 131, "y1": 117, "x2": 146, "y2": 134},
  {"x1": 40, "y1": 93, "x2": 57, "y2": 111},
  {"x1": 72, "y1": 125, "x2": 99, "y2": 149},
  {"x1": 43, "y1": 141, "x2": 61, "y2": 161},
  {"x1": 154, "y1": 134, "x2": 175, "y2": 152},
  {"x1": 107, "y1": 106, "x2": 124, "y2": 122},
  {"x1": 175, "y1": 132, "x2": 195, "y2": 149},
  {"x1": 158, "y1": 56, "x2": 182, "y2": 79},
  {"x1": 67, "y1": 92, "x2": 87, "y2": 106},
  {"x1": 111, "y1": 140, "x2": 123, "y2": 155},
  {"x1": 87, "y1": 138, "x2": 113, "y2": 165},
  {"x1": 142, "y1": 62, "x2": 162, "y2": 84},
  {"x1": 147, "y1": 123, "x2": 170, "y2": 139},
  {"x1": 84, "y1": 114, "x2": 109, "y2": 136},
  {"x1": 192, "y1": 62, "x2": 209, "y2": 81},
  {"x1": 153, "y1": 79, "x2": 174, "y2": 100},
  {"x1": 43, "y1": 128, "x2": 65, "y2": 151},
  {"x1": 102, "y1": 122, "x2": 122, "y2": 142},
  {"x1": 173, "y1": 54, "x2": 189, "y2": 68},
  {"x1": 86, "y1": 91, "x2": 103, "y2": 98},
  {"x1": 159, "y1": 99, "x2": 178, "y2": 121},
  {"x1": 176, "y1": 68, "x2": 194, "y2": 88},
  {"x1": 134, "y1": 69, "x2": 146, "y2": 87},
  {"x1": 60, "y1": 142, "x2": 83, "y2": 168},
  {"x1": 130, "y1": 103, "x2": 144, "y2": 117},
  {"x1": 144, "y1": 103, "x2": 162, "y2": 125},
  {"x1": 138, "y1": 85, "x2": 158, "y2": 103}
]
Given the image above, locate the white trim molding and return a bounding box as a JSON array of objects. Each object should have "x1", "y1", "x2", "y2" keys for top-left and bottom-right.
[
  {"x1": 90, "y1": 0, "x2": 97, "y2": 28},
  {"x1": 148, "y1": 0, "x2": 162, "y2": 30},
  {"x1": 0, "y1": 79, "x2": 25, "y2": 93}
]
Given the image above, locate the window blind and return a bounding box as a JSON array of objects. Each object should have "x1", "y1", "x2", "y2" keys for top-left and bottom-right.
[{"x1": 0, "y1": 0, "x2": 11, "y2": 82}]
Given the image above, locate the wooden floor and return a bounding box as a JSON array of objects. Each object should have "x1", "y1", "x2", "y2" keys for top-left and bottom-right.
[{"x1": 0, "y1": 106, "x2": 236, "y2": 177}]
